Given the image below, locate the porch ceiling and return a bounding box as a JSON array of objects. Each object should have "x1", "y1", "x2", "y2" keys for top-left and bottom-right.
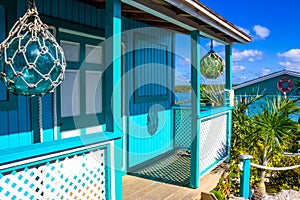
[{"x1": 80, "y1": 0, "x2": 251, "y2": 44}]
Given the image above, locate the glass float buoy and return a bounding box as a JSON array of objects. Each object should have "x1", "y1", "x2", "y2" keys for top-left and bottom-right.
[
  {"x1": 0, "y1": 1, "x2": 66, "y2": 96},
  {"x1": 200, "y1": 40, "x2": 224, "y2": 79}
]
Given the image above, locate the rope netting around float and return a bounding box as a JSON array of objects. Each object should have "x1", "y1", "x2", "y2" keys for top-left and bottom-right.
[
  {"x1": 250, "y1": 163, "x2": 300, "y2": 171},
  {"x1": 0, "y1": 0, "x2": 66, "y2": 96}
]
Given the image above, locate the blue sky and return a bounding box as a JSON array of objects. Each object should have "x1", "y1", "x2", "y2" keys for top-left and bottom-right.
[{"x1": 175, "y1": 0, "x2": 300, "y2": 84}]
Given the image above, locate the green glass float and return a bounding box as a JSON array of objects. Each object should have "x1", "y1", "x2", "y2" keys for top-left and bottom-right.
[
  {"x1": 0, "y1": 0, "x2": 66, "y2": 96},
  {"x1": 200, "y1": 39, "x2": 224, "y2": 79}
]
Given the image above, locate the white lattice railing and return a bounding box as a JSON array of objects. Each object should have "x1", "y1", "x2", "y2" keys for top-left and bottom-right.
[
  {"x1": 0, "y1": 146, "x2": 107, "y2": 200},
  {"x1": 199, "y1": 112, "x2": 229, "y2": 174},
  {"x1": 173, "y1": 107, "x2": 230, "y2": 176},
  {"x1": 174, "y1": 107, "x2": 192, "y2": 150},
  {"x1": 0, "y1": 133, "x2": 122, "y2": 200}
]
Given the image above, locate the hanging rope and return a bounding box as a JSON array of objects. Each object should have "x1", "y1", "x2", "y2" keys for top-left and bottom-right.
[
  {"x1": 28, "y1": 0, "x2": 36, "y2": 10},
  {"x1": 38, "y1": 96, "x2": 43, "y2": 142},
  {"x1": 250, "y1": 163, "x2": 300, "y2": 171}
]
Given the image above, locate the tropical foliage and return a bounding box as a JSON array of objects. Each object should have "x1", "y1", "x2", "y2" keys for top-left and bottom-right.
[
  {"x1": 214, "y1": 95, "x2": 300, "y2": 198},
  {"x1": 253, "y1": 96, "x2": 300, "y2": 194},
  {"x1": 200, "y1": 84, "x2": 224, "y2": 106}
]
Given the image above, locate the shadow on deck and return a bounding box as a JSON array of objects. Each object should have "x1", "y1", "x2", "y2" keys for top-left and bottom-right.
[
  {"x1": 129, "y1": 149, "x2": 191, "y2": 187},
  {"x1": 123, "y1": 149, "x2": 229, "y2": 200}
]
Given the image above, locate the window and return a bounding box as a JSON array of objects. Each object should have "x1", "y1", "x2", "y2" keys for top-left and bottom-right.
[
  {"x1": 60, "y1": 70, "x2": 80, "y2": 117},
  {"x1": 58, "y1": 29, "x2": 105, "y2": 131},
  {"x1": 60, "y1": 41, "x2": 81, "y2": 62},
  {"x1": 85, "y1": 71, "x2": 102, "y2": 114}
]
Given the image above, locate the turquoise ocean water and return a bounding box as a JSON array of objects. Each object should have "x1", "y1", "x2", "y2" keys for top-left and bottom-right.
[{"x1": 175, "y1": 92, "x2": 300, "y2": 121}]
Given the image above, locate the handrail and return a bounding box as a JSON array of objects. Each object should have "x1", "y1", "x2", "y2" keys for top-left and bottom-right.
[
  {"x1": 0, "y1": 131, "x2": 123, "y2": 165},
  {"x1": 172, "y1": 105, "x2": 233, "y2": 119},
  {"x1": 250, "y1": 163, "x2": 300, "y2": 171},
  {"x1": 200, "y1": 106, "x2": 233, "y2": 118}
]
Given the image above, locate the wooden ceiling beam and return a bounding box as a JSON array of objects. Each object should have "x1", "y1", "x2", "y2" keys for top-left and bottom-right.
[
  {"x1": 122, "y1": 13, "x2": 166, "y2": 22},
  {"x1": 80, "y1": 0, "x2": 236, "y2": 42},
  {"x1": 121, "y1": 4, "x2": 144, "y2": 13},
  {"x1": 130, "y1": 0, "x2": 234, "y2": 43}
]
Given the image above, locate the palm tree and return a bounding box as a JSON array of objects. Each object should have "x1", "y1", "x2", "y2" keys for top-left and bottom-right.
[
  {"x1": 231, "y1": 94, "x2": 264, "y2": 160},
  {"x1": 253, "y1": 96, "x2": 300, "y2": 194},
  {"x1": 200, "y1": 84, "x2": 224, "y2": 106}
]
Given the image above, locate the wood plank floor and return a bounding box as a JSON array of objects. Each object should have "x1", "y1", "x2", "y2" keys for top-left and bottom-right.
[
  {"x1": 122, "y1": 150, "x2": 228, "y2": 200},
  {"x1": 122, "y1": 175, "x2": 201, "y2": 200}
]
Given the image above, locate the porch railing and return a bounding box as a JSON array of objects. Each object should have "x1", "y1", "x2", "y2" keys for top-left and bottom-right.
[
  {"x1": 0, "y1": 132, "x2": 122, "y2": 200},
  {"x1": 173, "y1": 106, "x2": 231, "y2": 176},
  {"x1": 199, "y1": 110, "x2": 229, "y2": 176}
]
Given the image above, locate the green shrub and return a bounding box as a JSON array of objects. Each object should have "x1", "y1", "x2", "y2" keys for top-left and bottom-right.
[
  {"x1": 267, "y1": 156, "x2": 300, "y2": 192},
  {"x1": 210, "y1": 190, "x2": 227, "y2": 200}
]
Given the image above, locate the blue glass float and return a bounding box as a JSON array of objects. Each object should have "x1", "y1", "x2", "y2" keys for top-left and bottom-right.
[
  {"x1": 0, "y1": 5, "x2": 66, "y2": 96},
  {"x1": 200, "y1": 40, "x2": 224, "y2": 79}
]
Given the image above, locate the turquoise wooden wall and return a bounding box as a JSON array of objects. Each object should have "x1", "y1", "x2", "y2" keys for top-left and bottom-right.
[
  {"x1": 0, "y1": 3, "x2": 32, "y2": 149},
  {"x1": 122, "y1": 17, "x2": 175, "y2": 168},
  {"x1": 122, "y1": 17, "x2": 174, "y2": 115},
  {"x1": 235, "y1": 74, "x2": 300, "y2": 97},
  {"x1": 127, "y1": 110, "x2": 173, "y2": 168},
  {"x1": 19, "y1": 0, "x2": 105, "y2": 29},
  {"x1": 0, "y1": 0, "x2": 106, "y2": 147},
  {"x1": 0, "y1": 0, "x2": 175, "y2": 169}
]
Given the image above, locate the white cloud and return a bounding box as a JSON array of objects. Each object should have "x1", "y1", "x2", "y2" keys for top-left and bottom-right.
[
  {"x1": 278, "y1": 49, "x2": 300, "y2": 63},
  {"x1": 278, "y1": 61, "x2": 300, "y2": 71},
  {"x1": 253, "y1": 25, "x2": 270, "y2": 39},
  {"x1": 185, "y1": 58, "x2": 191, "y2": 63},
  {"x1": 248, "y1": 58, "x2": 255, "y2": 62},
  {"x1": 237, "y1": 26, "x2": 250, "y2": 35},
  {"x1": 232, "y1": 64, "x2": 246, "y2": 72},
  {"x1": 278, "y1": 49, "x2": 300, "y2": 72},
  {"x1": 232, "y1": 49, "x2": 263, "y2": 62},
  {"x1": 239, "y1": 76, "x2": 247, "y2": 80},
  {"x1": 262, "y1": 68, "x2": 271, "y2": 76}
]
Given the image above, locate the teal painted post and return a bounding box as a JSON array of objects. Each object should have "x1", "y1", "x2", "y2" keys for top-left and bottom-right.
[
  {"x1": 105, "y1": 0, "x2": 122, "y2": 199},
  {"x1": 105, "y1": 0, "x2": 122, "y2": 133},
  {"x1": 225, "y1": 45, "x2": 233, "y2": 162},
  {"x1": 190, "y1": 30, "x2": 201, "y2": 189},
  {"x1": 240, "y1": 154, "x2": 253, "y2": 199},
  {"x1": 113, "y1": 137, "x2": 123, "y2": 200},
  {"x1": 225, "y1": 45, "x2": 232, "y2": 90}
]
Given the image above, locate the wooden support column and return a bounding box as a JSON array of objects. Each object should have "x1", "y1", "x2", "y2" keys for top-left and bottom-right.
[
  {"x1": 190, "y1": 30, "x2": 201, "y2": 189},
  {"x1": 225, "y1": 45, "x2": 232, "y2": 90},
  {"x1": 105, "y1": 0, "x2": 122, "y2": 133},
  {"x1": 105, "y1": 0, "x2": 122, "y2": 199},
  {"x1": 225, "y1": 45, "x2": 233, "y2": 162}
]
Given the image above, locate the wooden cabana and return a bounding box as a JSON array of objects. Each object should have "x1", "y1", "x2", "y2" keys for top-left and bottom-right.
[{"x1": 0, "y1": 0, "x2": 251, "y2": 199}]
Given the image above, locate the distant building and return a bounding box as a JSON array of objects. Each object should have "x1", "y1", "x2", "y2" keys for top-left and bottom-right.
[
  {"x1": 234, "y1": 70, "x2": 300, "y2": 119},
  {"x1": 234, "y1": 70, "x2": 300, "y2": 98}
]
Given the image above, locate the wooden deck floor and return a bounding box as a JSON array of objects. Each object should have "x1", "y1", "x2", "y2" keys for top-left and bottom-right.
[
  {"x1": 123, "y1": 150, "x2": 228, "y2": 200},
  {"x1": 123, "y1": 175, "x2": 201, "y2": 200}
]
